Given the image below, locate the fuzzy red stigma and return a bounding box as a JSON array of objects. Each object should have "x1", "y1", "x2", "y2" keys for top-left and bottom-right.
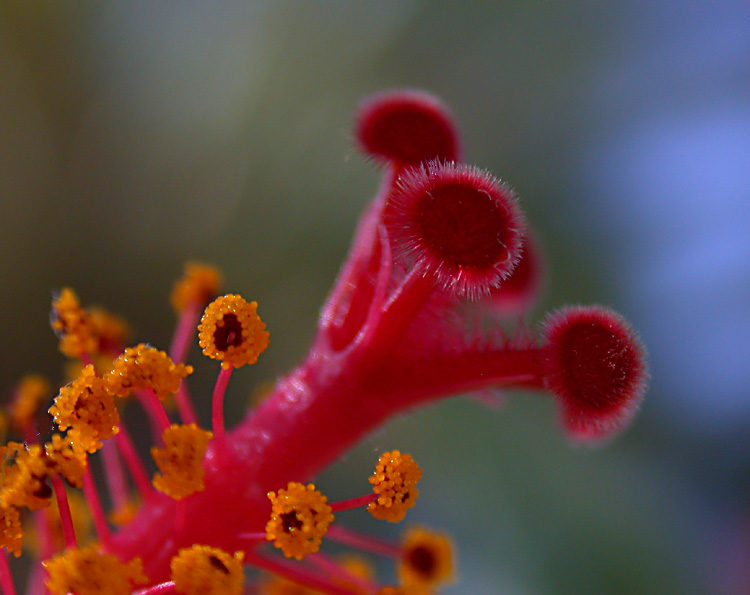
[
  {"x1": 542, "y1": 306, "x2": 648, "y2": 442},
  {"x1": 355, "y1": 90, "x2": 461, "y2": 166},
  {"x1": 484, "y1": 231, "x2": 543, "y2": 314},
  {"x1": 385, "y1": 161, "x2": 525, "y2": 299}
]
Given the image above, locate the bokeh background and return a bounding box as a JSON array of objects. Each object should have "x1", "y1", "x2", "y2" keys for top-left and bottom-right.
[{"x1": 1, "y1": 2, "x2": 748, "y2": 593}]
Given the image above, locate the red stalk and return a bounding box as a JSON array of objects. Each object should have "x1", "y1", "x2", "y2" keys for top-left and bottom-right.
[
  {"x1": 82, "y1": 466, "x2": 111, "y2": 546},
  {"x1": 50, "y1": 475, "x2": 76, "y2": 549},
  {"x1": 211, "y1": 366, "x2": 233, "y2": 444},
  {"x1": 114, "y1": 429, "x2": 152, "y2": 501},
  {"x1": 0, "y1": 551, "x2": 17, "y2": 595}
]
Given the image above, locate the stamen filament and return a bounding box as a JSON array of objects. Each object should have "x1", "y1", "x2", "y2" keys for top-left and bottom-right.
[
  {"x1": 50, "y1": 474, "x2": 77, "y2": 549},
  {"x1": 169, "y1": 302, "x2": 201, "y2": 365},
  {"x1": 211, "y1": 365, "x2": 233, "y2": 444},
  {"x1": 101, "y1": 440, "x2": 129, "y2": 512},
  {"x1": 309, "y1": 552, "x2": 380, "y2": 594},
  {"x1": 243, "y1": 551, "x2": 359, "y2": 595},
  {"x1": 174, "y1": 384, "x2": 197, "y2": 426},
  {"x1": 329, "y1": 493, "x2": 378, "y2": 513},
  {"x1": 327, "y1": 525, "x2": 401, "y2": 558},
  {"x1": 144, "y1": 389, "x2": 172, "y2": 436},
  {"x1": 79, "y1": 351, "x2": 93, "y2": 368},
  {"x1": 0, "y1": 551, "x2": 17, "y2": 595},
  {"x1": 114, "y1": 428, "x2": 152, "y2": 500},
  {"x1": 82, "y1": 466, "x2": 111, "y2": 546}
]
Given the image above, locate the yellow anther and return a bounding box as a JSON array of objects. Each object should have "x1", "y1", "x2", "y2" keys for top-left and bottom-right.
[
  {"x1": 170, "y1": 544, "x2": 244, "y2": 595},
  {"x1": 368, "y1": 451, "x2": 422, "y2": 523},
  {"x1": 151, "y1": 424, "x2": 213, "y2": 500},
  {"x1": 198, "y1": 294, "x2": 269, "y2": 369},
  {"x1": 88, "y1": 307, "x2": 131, "y2": 352},
  {"x1": 0, "y1": 504, "x2": 22, "y2": 557},
  {"x1": 1, "y1": 442, "x2": 51, "y2": 511},
  {"x1": 171, "y1": 262, "x2": 223, "y2": 313},
  {"x1": 398, "y1": 527, "x2": 454, "y2": 589},
  {"x1": 48, "y1": 365, "x2": 119, "y2": 454},
  {"x1": 50, "y1": 288, "x2": 99, "y2": 359},
  {"x1": 265, "y1": 482, "x2": 334, "y2": 560},
  {"x1": 45, "y1": 434, "x2": 87, "y2": 488},
  {"x1": 106, "y1": 344, "x2": 193, "y2": 400},
  {"x1": 43, "y1": 544, "x2": 148, "y2": 595},
  {"x1": 8, "y1": 374, "x2": 51, "y2": 434}
]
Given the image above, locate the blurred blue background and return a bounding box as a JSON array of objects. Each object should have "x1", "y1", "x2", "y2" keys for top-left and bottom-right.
[{"x1": 1, "y1": 2, "x2": 747, "y2": 593}]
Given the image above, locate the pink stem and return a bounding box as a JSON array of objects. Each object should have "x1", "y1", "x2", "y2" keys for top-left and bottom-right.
[
  {"x1": 50, "y1": 475, "x2": 76, "y2": 549},
  {"x1": 174, "y1": 383, "x2": 197, "y2": 426},
  {"x1": 23, "y1": 565, "x2": 45, "y2": 595},
  {"x1": 243, "y1": 552, "x2": 359, "y2": 595},
  {"x1": 327, "y1": 525, "x2": 401, "y2": 558},
  {"x1": 82, "y1": 466, "x2": 111, "y2": 546},
  {"x1": 148, "y1": 389, "x2": 172, "y2": 435},
  {"x1": 0, "y1": 551, "x2": 17, "y2": 595},
  {"x1": 211, "y1": 366, "x2": 233, "y2": 444},
  {"x1": 114, "y1": 429, "x2": 152, "y2": 500},
  {"x1": 80, "y1": 352, "x2": 93, "y2": 367},
  {"x1": 133, "y1": 582, "x2": 176, "y2": 595},
  {"x1": 169, "y1": 302, "x2": 201, "y2": 365},
  {"x1": 308, "y1": 552, "x2": 380, "y2": 594},
  {"x1": 329, "y1": 493, "x2": 377, "y2": 513},
  {"x1": 102, "y1": 439, "x2": 128, "y2": 511}
]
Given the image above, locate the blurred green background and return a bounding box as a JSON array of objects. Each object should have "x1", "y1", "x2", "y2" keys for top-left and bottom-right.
[{"x1": 1, "y1": 2, "x2": 747, "y2": 593}]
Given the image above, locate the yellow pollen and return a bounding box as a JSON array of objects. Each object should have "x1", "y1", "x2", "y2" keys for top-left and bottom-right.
[
  {"x1": 0, "y1": 504, "x2": 22, "y2": 557},
  {"x1": 45, "y1": 433, "x2": 87, "y2": 488},
  {"x1": 48, "y1": 365, "x2": 119, "y2": 454},
  {"x1": 8, "y1": 374, "x2": 51, "y2": 434},
  {"x1": 265, "y1": 482, "x2": 334, "y2": 560},
  {"x1": 368, "y1": 451, "x2": 422, "y2": 523},
  {"x1": 171, "y1": 262, "x2": 223, "y2": 313},
  {"x1": 50, "y1": 288, "x2": 99, "y2": 359},
  {"x1": 198, "y1": 294, "x2": 270, "y2": 369},
  {"x1": 1, "y1": 442, "x2": 51, "y2": 511},
  {"x1": 106, "y1": 344, "x2": 193, "y2": 400},
  {"x1": 43, "y1": 544, "x2": 148, "y2": 595},
  {"x1": 151, "y1": 424, "x2": 212, "y2": 500},
  {"x1": 398, "y1": 527, "x2": 454, "y2": 589},
  {"x1": 170, "y1": 544, "x2": 244, "y2": 595}
]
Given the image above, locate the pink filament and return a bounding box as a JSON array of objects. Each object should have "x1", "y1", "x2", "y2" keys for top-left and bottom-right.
[
  {"x1": 243, "y1": 551, "x2": 359, "y2": 595},
  {"x1": 50, "y1": 474, "x2": 76, "y2": 549},
  {"x1": 101, "y1": 440, "x2": 128, "y2": 511},
  {"x1": 82, "y1": 466, "x2": 111, "y2": 546},
  {"x1": 0, "y1": 551, "x2": 17, "y2": 595},
  {"x1": 327, "y1": 525, "x2": 401, "y2": 558},
  {"x1": 114, "y1": 428, "x2": 152, "y2": 500},
  {"x1": 329, "y1": 493, "x2": 378, "y2": 513},
  {"x1": 211, "y1": 366, "x2": 233, "y2": 444}
]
